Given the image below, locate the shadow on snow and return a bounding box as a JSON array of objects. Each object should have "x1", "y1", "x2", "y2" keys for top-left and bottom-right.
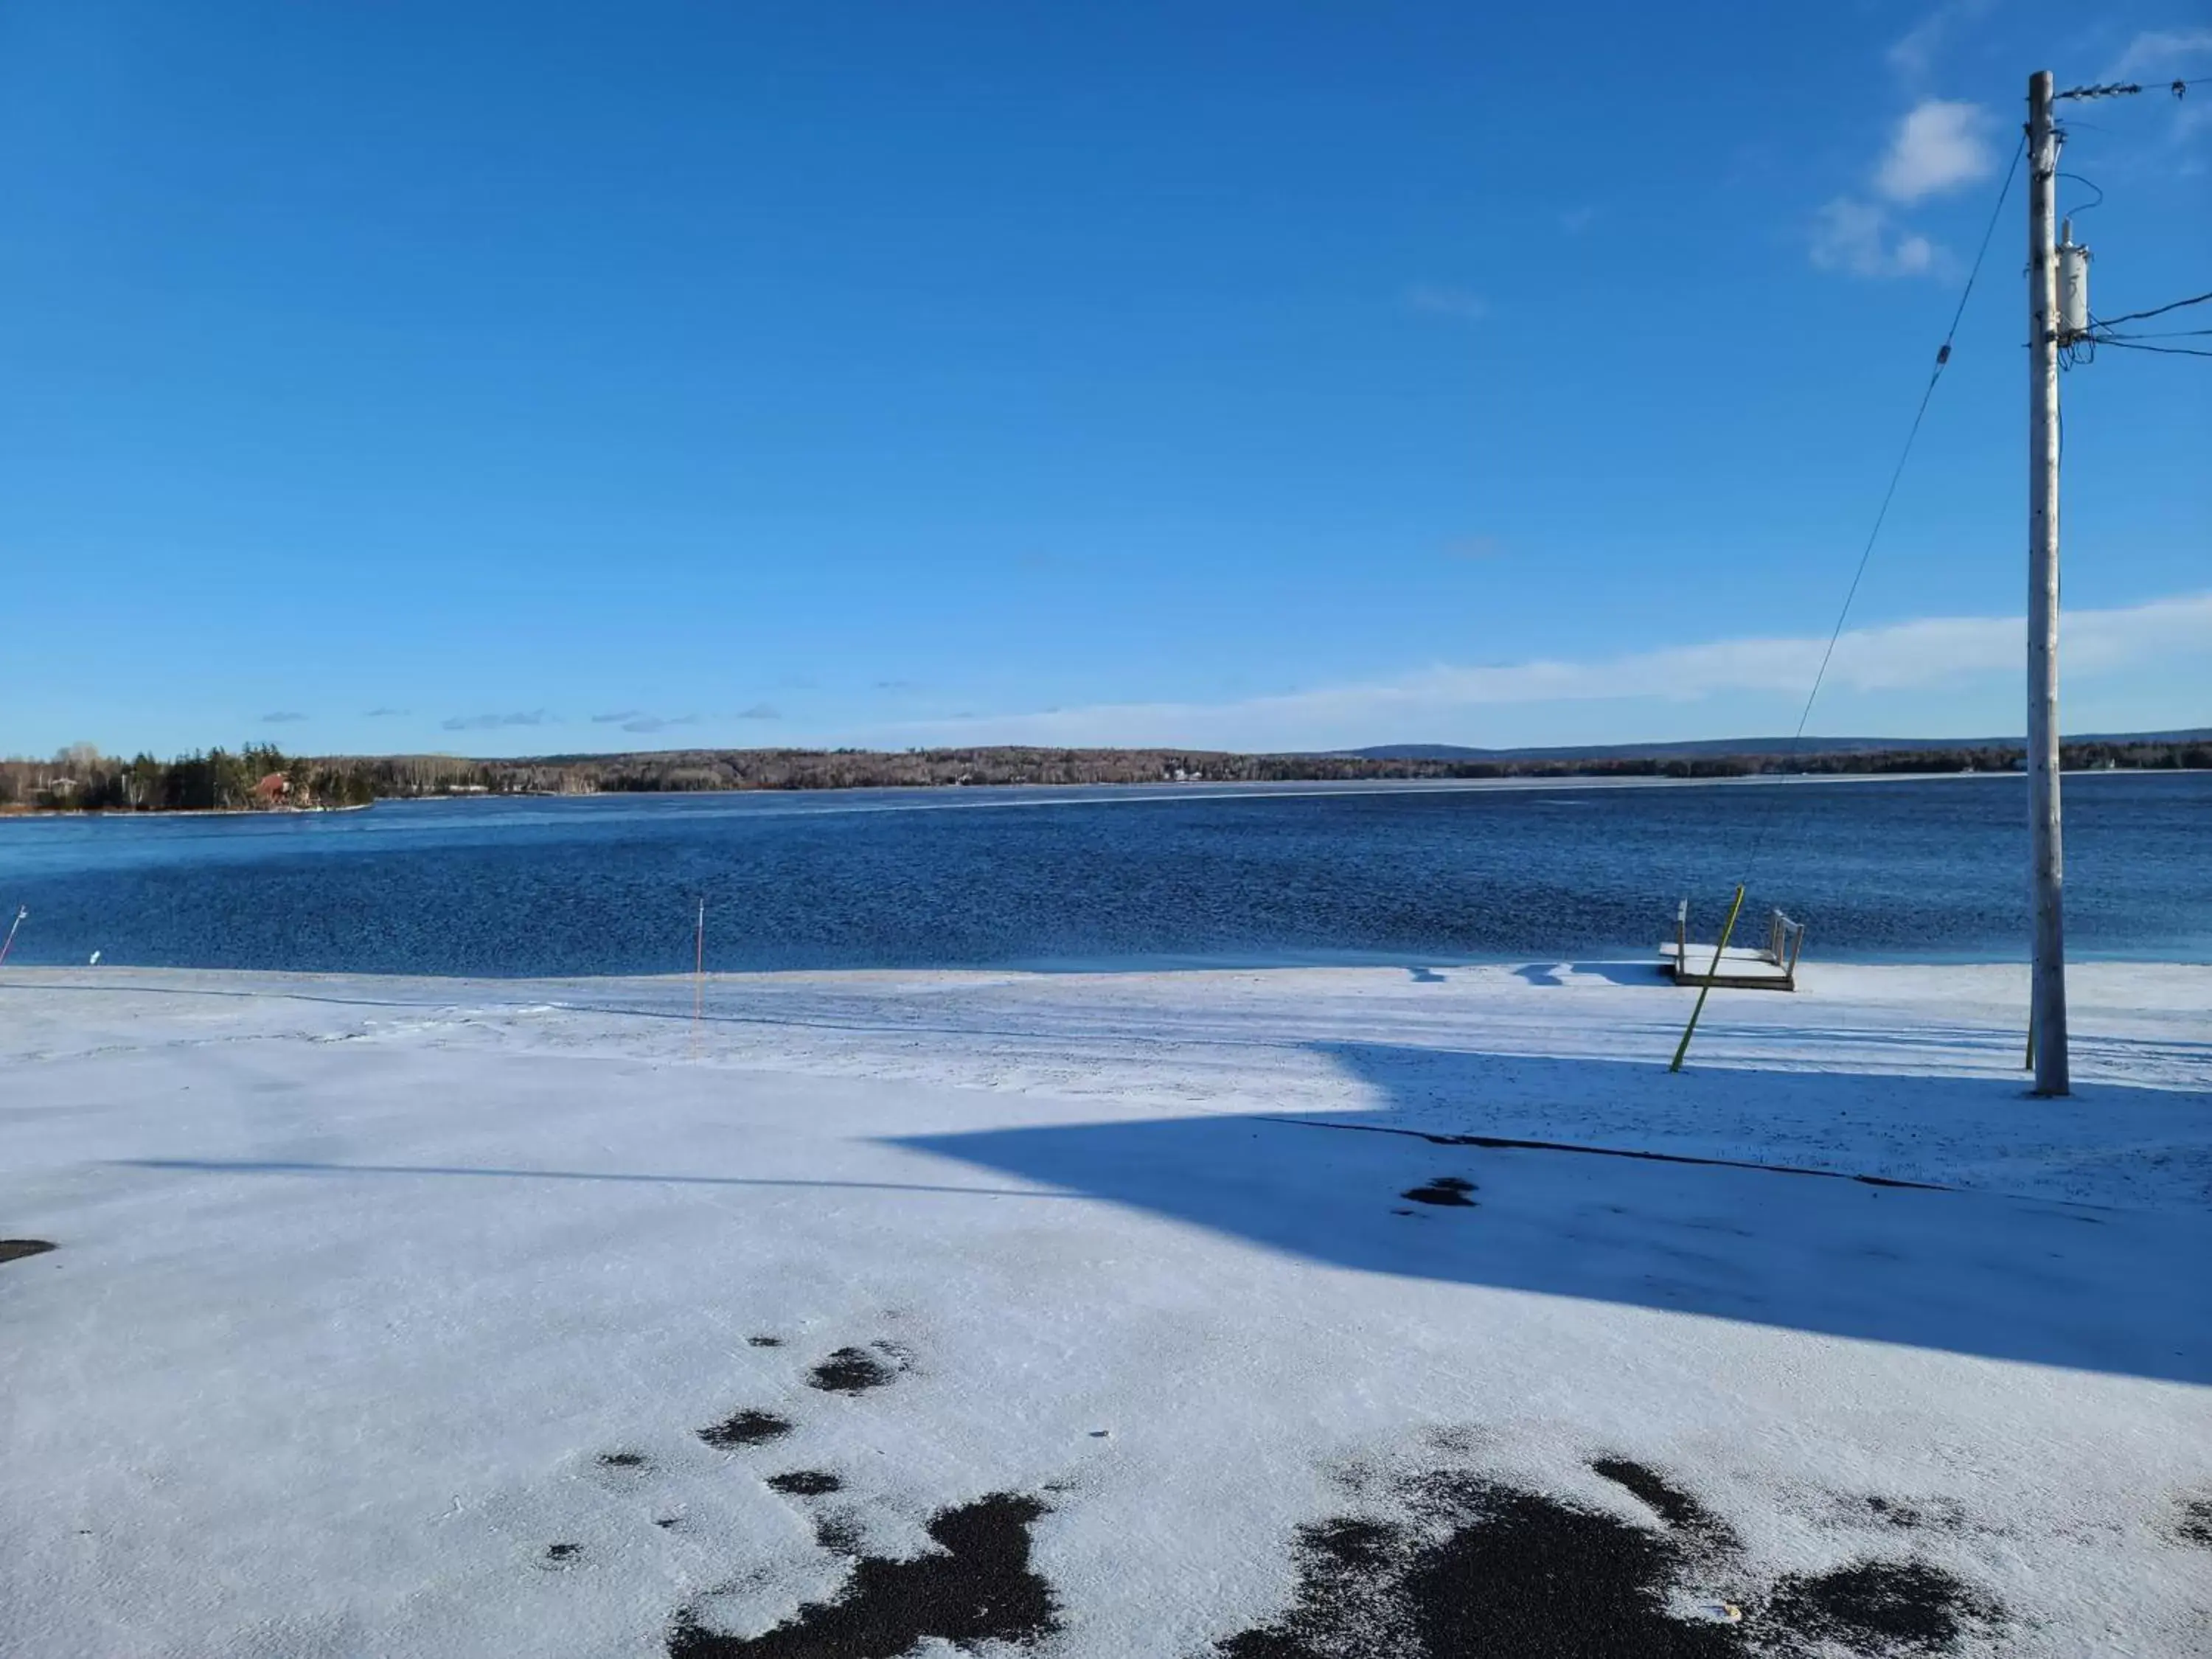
[{"x1": 895, "y1": 1041, "x2": 2212, "y2": 1386}]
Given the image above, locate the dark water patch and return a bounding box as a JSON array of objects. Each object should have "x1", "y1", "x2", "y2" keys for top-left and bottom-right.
[
  {"x1": 0, "y1": 1239, "x2": 57, "y2": 1265},
  {"x1": 1401, "y1": 1176, "x2": 1477, "y2": 1208},
  {"x1": 1218, "y1": 1475, "x2": 1744, "y2": 1658},
  {"x1": 1215, "y1": 1516, "x2": 1417, "y2": 1657},
  {"x1": 1220, "y1": 1462, "x2": 2006, "y2": 1658},
  {"x1": 1403, "y1": 1482, "x2": 1744, "y2": 1659},
  {"x1": 1762, "y1": 1559, "x2": 2000, "y2": 1653},
  {"x1": 669, "y1": 1492, "x2": 1057, "y2": 1658},
  {"x1": 767, "y1": 1471, "x2": 842, "y2": 1496},
  {"x1": 543, "y1": 1543, "x2": 582, "y2": 1566},
  {"x1": 747, "y1": 1335, "x2": 784, "y2": 1348},
  {"x1": 655, "y1": 1517, "x2": 684, "y2": 1530},
  {"x1": 1590, "y1": 1458, "x2": 1735, "y2": 1548},
  {"x1": 599, "y1": 1451, "x2": 649, "y2": 1470},
  {"x1": 1854, "y1": 1495, "x2": 1966, "y2": 1534},
  {"x1": 698, "y1": 1409, "x2": 793, "y2": 1449},
  {"x1": 808, "y1": 1342, "x2": 911, "y2": 1395},
  {"x1": 2174, "y1": 1495, "x2": 2212, "y2": 1549}
]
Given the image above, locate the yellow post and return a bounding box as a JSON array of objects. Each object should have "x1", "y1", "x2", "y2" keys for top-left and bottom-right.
[{"x1": 1669, "y1": 883, "x2": 1746, "y2": 1074}]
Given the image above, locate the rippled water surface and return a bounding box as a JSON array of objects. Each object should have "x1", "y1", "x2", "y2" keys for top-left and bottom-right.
[{"x1": 1, "y1": 773, "x2": 2206, "y2": 974}]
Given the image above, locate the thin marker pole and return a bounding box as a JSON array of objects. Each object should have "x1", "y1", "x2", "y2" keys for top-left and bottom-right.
[
  {"x1": 0, "y1": 905, "x2": 26, "y2": 965},
  {"x1": 692, "y1": 897, "x2": 705, "y2": 1053},
  {"x1": 1670, "y1": 883, "x2": 1746, "y2": 1074}
]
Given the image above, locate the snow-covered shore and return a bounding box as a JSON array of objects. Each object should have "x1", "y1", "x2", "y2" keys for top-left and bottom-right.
[{"x1": 4, "y1": 961, "x2": 2209, "y2": 1656}]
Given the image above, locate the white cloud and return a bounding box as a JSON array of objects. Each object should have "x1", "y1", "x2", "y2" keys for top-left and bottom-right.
[
  {"x1": 1876, "y1": 100, "x2": 1995, "y2": 203},
  {"x1": 884, "y1": 594, "x2": 2212, "y2": 750},
  {"x1": 1809, "y1": 198, "x2": 1941, "y2": 279},
  {"x1": 1402, "y1": 284, "x2": 1489, "y2": 322},
  {"x1": 1810, "y1": 99, "x2": 1994, "y2": 280}
]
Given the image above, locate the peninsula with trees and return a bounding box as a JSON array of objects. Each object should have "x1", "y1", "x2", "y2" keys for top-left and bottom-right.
[{"x1": 4, "y1": 731, "x2": 2207, "y2": 813}]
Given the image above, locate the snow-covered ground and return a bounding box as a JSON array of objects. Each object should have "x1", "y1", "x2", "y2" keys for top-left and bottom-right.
[{"x1": 4, "y1": 960, "x2": 2209, "y2": 1657}]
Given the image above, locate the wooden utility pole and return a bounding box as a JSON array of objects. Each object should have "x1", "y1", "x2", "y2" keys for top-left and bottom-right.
[{"x1": 2025, "y1": 70, "x2": 2070, "y2": 1095}]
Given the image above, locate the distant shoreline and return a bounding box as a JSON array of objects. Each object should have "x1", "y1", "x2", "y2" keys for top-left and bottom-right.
[
  {"x1": 9, "y1": 734, "x2": 2208, "y2": 815},
  {"x1": 0, "y1": 801, "x2": 375, "y2": 821},
  {"x1": 4, "y1": 765, "x2": 2205, "y2": 821}
]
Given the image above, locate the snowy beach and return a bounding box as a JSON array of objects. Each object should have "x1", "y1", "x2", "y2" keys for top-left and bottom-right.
[{"x1": 4, "y1": 960, "x2": 2209, "y2": 1656}]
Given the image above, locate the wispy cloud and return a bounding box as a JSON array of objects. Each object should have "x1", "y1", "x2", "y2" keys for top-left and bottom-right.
[
  {"x1": 260, "y1": 711, "x2": 309, "y2": 724},
  {"x1": 1402, "y1": 283, "x2": 1489, "y2": 322},
  {"x1": 1557, "y1": 206, "x2": 1599, "y2": 234},
  {"x1": 1810, "y1": 197, "x2": 1940, "y2": 279},
  {"x1": 886, "y1": 594, "x2": 2212, "y2": 749},
  {"x1": 1441, "y1": 535, "x2": 1506, "y2": 562},
  {"x1": 2109, "y1": 27, "x2": 2212, "y2": 81},
  {"x1": 589, "y1": 709, "x2": 704, "y2": 734},
  {"x1": 440, "y1": 710, "x2": 554, "y2": 732},
  {"x1": 1015, "y1": 549, "x2": 1089, "y2": 574},
  {"x1": 1886, "y1": 0, "x2": 1993, "y2": 83},
  {"x1": 363, "y1": 706, "x2": 408, "y2": 718},
  {"x1": 1876, "y1": 100, "x2": 1995, "y2": 203},
  {"x1": 737, "y1": 703, "x2": 781, "y2": 720},
  {"x1": 2108, "y1": 29, "x2": 2212, "y2": 147}
]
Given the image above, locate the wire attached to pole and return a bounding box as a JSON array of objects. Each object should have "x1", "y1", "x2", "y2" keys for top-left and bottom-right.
[
  {"x1": 2090, "y1": 289, "x2": 2212, "y2": 328},
  {"x1": 1670, "y1": 133, "x2": 2025, "y2": 1075},
  {"x1": 2088, "y1": 336, "x2": 2212, "y2": 359},
  {"x1": 1736, "y1": 133, "x2": 2025, "y2": 883}
]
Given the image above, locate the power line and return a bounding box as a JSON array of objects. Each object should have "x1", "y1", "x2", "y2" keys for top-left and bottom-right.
[
  {"x1": 2091, "y1": 290, "x2": 2212, "y2": 328},
  {"x1": 1739, "y1": 133, "x2": 2025, "y2": 880},
  {"x1": 2090, "y1": 337, "x2": 2212, "y2": 359}
]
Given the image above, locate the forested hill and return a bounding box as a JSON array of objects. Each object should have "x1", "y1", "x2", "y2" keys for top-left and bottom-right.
[{"x1": 4, "y1": 731, "x2": 2208, "y2": 813}]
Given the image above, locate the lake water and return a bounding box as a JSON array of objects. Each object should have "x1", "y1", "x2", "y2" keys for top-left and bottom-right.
[{"x1": 1, "y1": 773, "x2": 2207, "y2": 975}]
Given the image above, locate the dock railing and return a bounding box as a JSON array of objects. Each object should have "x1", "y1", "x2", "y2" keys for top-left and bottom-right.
[
  {"x1": 1767, "y1": 909, "x2": 1806, "y2": 978},
  {"x1": 1664, "y1": 900, "x2": 1804, "y2": 992}
]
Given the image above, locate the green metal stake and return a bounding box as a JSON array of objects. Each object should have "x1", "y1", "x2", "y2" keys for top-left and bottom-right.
[{"x1": 1670, "y1": 883, "x2": 1747, "y2": 1074}]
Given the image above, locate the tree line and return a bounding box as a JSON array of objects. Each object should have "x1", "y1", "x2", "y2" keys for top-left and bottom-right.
[{"x1": 3, "y1": 737, "x2": 2206, "y2": 813}]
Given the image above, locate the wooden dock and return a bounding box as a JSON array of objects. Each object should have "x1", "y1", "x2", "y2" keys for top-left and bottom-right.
[{"x1": 1661, "y1": 904, "x2": 1806, "y2": 991}]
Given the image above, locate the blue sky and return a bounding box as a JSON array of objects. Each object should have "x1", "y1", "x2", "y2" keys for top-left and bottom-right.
[{"x1": 2, "y1": 1, "x2": 2206, "y2": 757}]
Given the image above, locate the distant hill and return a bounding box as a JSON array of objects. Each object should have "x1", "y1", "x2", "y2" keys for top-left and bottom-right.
[
  {"x1": 10, "y1": 729, "x2": 2206, "y2": 813},
  {"x1": 1339, "y1": 730, "x2": 2212, "y2": 763}
]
